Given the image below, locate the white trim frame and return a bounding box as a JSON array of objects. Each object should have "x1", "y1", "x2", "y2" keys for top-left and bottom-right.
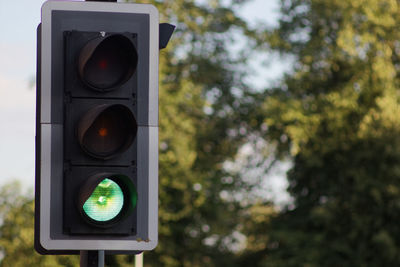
[{"x1": 40, "y1": 0, "x2": 159, "y2": 251}]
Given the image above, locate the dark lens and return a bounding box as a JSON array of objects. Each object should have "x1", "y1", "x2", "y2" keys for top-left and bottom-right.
[
  {"x1": 78, "y1": 105, "x2": 137, "y2": 159},
  {"x1": 79, "y1": 34, "x2": 138, "y2": 91}
]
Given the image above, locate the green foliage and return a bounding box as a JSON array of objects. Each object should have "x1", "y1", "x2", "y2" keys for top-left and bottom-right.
[
  {"x1": 256, "y1": 0, "x2": 400, "y2": 266},
  {"x1": 0, "y1": 182, "x2": 79, "y2": 266}
]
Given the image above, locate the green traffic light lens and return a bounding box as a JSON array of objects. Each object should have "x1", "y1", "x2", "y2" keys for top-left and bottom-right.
[
  {"x1": 83, "y1": 178, "x2": 124, "y2": 222},
  {"x1": 78, "y1": 173, "x2": 138, "y2": 228}
]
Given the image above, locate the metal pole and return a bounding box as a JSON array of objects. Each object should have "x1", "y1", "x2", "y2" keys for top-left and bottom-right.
[
  {"x1": 135, "y1": 252, "x2": 143, "y2": 267},
  {"x1": 80, "y1": 250, "x2": 105, "y2": 267}
]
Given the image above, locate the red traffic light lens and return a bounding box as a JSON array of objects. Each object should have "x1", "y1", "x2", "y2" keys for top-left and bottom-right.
[
  {"x1": 77, "y1": 104, "x2": 137, "y2": 159},
  {"x1": 79, "y1": 34, "x2": 138, "y2": 91}
]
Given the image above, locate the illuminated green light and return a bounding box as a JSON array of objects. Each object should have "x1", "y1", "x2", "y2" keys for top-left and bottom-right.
[{"x1": 83, "y1": 178, "x2": 124, "y2": 222}]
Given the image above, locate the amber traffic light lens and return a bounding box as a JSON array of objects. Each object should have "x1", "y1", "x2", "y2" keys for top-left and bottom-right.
[
  {"x1": 78, "y1": 104, "x2": 137, "y2": 159},
  {"x1": 79, "y1": 34, "x2": 138, "y2": 91}
]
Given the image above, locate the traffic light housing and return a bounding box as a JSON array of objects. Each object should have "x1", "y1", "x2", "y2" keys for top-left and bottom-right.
[{"x1": 35, "y1": 1, "x2": 165, "y2": 253}]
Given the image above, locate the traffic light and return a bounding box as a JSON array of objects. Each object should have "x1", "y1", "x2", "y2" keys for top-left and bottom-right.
[{"x1": 35, "y1": 0, "x2": 169, "y2": 253}]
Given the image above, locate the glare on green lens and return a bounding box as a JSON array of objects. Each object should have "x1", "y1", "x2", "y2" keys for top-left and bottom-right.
[{"x1": 83, "y1": 178, "x2": 124, "y2": 222}]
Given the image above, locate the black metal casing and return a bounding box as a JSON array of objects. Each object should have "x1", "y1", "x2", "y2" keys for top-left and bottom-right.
[{"x1": 35, "y1": 1, "x2": 161, "y2": 254}]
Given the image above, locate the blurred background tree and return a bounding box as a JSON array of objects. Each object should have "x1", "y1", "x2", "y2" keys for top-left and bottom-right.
[
  {"x1": 0, "y1": 182, "x2": 79, "y2": 266},
  {"x1": 241, "y1": 0, "x2": 400, "y2": 266}
]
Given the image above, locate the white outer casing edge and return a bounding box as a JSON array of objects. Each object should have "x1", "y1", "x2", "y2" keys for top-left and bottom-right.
[{"x1": 40, "y1": 0, "x2": 159, "y2": 251}]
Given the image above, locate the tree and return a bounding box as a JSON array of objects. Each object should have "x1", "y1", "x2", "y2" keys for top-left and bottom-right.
[
  {"x1": 253, "y1": 0, "x2": 400, "y2": 266},
  {"x1": 0, "y1": 182, "x2": 79, "y2": 267}
]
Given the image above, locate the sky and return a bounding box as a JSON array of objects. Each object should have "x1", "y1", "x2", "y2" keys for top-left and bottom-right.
[{"x1": 0, "y1": 0, "x2": 288, "y2": 200}]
